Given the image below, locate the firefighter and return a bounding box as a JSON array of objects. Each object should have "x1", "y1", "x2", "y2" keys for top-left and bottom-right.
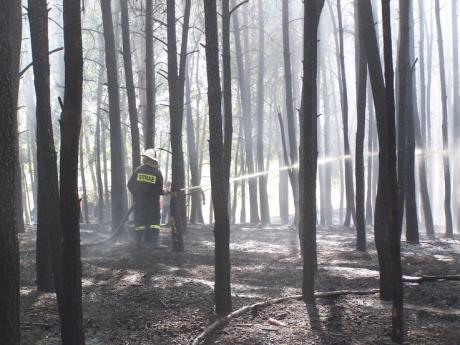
[{"x1": 128, "y1": 149, "x2": 165, "y2": 248}]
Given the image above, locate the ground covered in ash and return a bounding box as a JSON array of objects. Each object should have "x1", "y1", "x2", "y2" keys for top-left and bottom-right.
[{"x1": 19, "y1": 223, "x2": 460, "y2": 345}]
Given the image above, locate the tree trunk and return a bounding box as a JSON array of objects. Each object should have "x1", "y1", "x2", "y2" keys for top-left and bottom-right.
[
  {"x1": 8, "y1": 0, "x2": 24, "y2": 234},
  {"x1": 300, "y1": 0, "x2": 324, "y2": 304},
  {"x1": 359, "y1": 0, "x2": 403, "y2": 341},
  {"x1": 59, "y1": 0, "x2": 85, "y2": 343},
  {"x1": 204, "y1": 0, "x2": 233, "y2": 314},
  {"x1": 337, "y1": 0, "x2": 355, "y2": 226},
  {"x1": 231, "y1": 0, "x2": 260, "y2": 224},
  {"x1": 101, "y1": 0, "x2": 128, "y2": 232},
  {"x1": 434, "y1": 0, "x2": 454, "y2": 238},
  {"x1": 167, "y1": 0, "x2": 190, "y2": 250},
  {"x1": 256, "y1": 0, "x2": 270, "y2": 224},
  {"x1": 144, "y1": 0, "x2": 156, "y2": 149},
  {"x1": 0, "y1": 2, "x2": 20, "y2": 341},
  {"x1": 355, "y1": 1, "x2": 367, "y2": 252},
  {"x1": 95, "y1": 57, "x2": 104, "y2": 224},
  {"x1": 28, "y1": 0, "x2": 60, "y2": 292},
  {"x1": 120, "y1": 0, "x2": 140, "y2": 170},
  {"x1": 404, "y1": 3, "x2": 419, "y2": 243},
  {"x1": 185, "y1": 69, "x2": 203, "y2": 224},
  {"x1": 366, "y1": 80, "x2": 375, "y2": 225},
  {"x1": 79, "y1": 138, "x2": 89, "y2": 224},
  {"x1": 451, "y1": 0, "x2": 460, "y2": 233},
  {"x1": 282, "y1": 0, "x2": 299, "y2": 225}
]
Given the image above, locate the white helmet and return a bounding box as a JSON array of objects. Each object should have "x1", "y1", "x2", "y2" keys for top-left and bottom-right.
[{"x1": 142, "y1": 148, "x2": 158, "y2": 164}]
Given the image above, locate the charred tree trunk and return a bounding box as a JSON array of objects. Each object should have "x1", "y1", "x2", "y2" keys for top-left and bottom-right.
[
  {"x1": 256, "y1": 0, "x2": 270, "y2": 224},
  {"x1": 0, "y1": 2, "x2": 20, "y2": 341},
  {"x1": 120, "y1": 0, "x2": 140, "y2": 170},
  {"x1": 144, "y1": 0, "x2": 156, "y2": 149},
  {"x1": 434, "y1": 0, "x2": 454, "y2": 238},
  {"x1": 28, "y1": 0, "x2": 61, "y2": 292},
  {"x1": 59, "y1": 0, "x2": 85, "y2": 343},
  {"x1": 405, "y1": 4, "x2": 419, "y2": 243},
  {"x1": 204, "y1": 0, "x2": 233, "y2": 314},
  {"x1": 355, "y1": 2, "x2": 367, "y2": 251},
  {"x1": 359, "y1": 0, "x2": 403, "y2": 341},
  {"x1": 300, "y1": 0, "x2": 324, "y2": 304},
  {"x1": 167, "y1": 0, "x2": 191, "y2": 250},
  {"x1": 8, "y1": 0, "x2": 23, "y2": 234},
  {"x1": 101, "y1": 0, "x2": 128, "y2": 232}
]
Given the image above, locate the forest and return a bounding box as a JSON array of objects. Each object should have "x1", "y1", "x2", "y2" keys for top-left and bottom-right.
[{"x1": 0, "y1": 0, "x2": 459, "y2": 344}]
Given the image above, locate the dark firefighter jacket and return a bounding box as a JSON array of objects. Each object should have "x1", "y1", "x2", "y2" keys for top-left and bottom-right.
[{"x1": 127, "y1": 164, "x2": 164, "y2": 205}]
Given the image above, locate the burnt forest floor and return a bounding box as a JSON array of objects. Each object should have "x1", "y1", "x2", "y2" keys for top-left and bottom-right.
[{"x1": 19, "y1": 222, "x2": 460, "y2": 345}]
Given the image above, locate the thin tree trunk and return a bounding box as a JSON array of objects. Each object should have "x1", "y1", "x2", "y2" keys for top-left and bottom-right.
[
  {"x1": 144, "y1": 0, "x2": 156, "y2": 149},
  {"x1": 231, "y1": 1, "x2": 260, "y2": 224},
  {"x1": 101, "y1": 0, "x2": 128, "y2": 232},
  {"x1": 451, "y1": 0, "x2": 460, "y2": 233},
  {"x1": 405, "y1": 3, "x2": 419, "y2": 243},
  {"x1": 359, "y1": 0, "x2": 403, "y2": 341},
  {"x1": 434, "y1": 0, "x2": 454, "y2": 238},
  {"x1": 185, "y1": 68, "x2": 203, "y2": 224},
  {"x1": 95, "y1": 61, "x2": 104, "y2": 223},
  {"x1": 300, "y1": 0, "x2": 324, "y2": 304},
  {"x1": 366, "y1": 80, "x2": 374, "y2": 225},
  {"x1": 167, "y1": 0, "x2": 190, "y2": 250},
  {"x1": 355, "y1": 1, "x2": 367, "y2": 251},
  {"x1": 256, "y1": 0, "x2": 270, "y2": 224},
  {"x1": 204, "y1": 0, "x2": 233, "y2": 314},
  {"x1": 282, "y1": 0, "x2": 299, "y2": 226},
  {"x1": 337, "y1": 0, "x2": 355, "y2": 226},
  {"x1": 59, "y1": 0, "x2": 85, "y2": 343},
  {"x1": 120, "y1": 0, "x2": 140, "y2": 170},
  {"x1": 79, "y1": 138, "x2": 89, "y2": 224},
  {"x1": 28, "y1": 0, "x2": 60, "y2": 292}
]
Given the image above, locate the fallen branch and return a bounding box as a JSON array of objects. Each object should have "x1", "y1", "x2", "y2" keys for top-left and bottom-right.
[
  {"x1": 191, "y1": 289, "x2": 379, "y2": 345},
  {"x1": 402, "y1": 275, "x2": 460, "y2": 284}
]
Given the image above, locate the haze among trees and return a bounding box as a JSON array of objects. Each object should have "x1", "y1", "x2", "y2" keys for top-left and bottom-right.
[{"x1": 1, "y1": 0, "x2": 459, "y2": 344}]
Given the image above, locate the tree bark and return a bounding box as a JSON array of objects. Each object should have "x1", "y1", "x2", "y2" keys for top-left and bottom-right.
[
  {"x1": 8, "y1": 0, "x2": 24, "y2": 234},
  {"x1": 95, "y1": 49, "x2": 105, "y2": 224},
  {"x1": 451, "y1": 0, "x2": 460, "y2": 233},
  {"x1": 28, "y1": 0, "x2": 60, "y2": 292},
  {"x1": 354, "y1": 1, "x2": 367, "y2": 251},
  {"x1": 300, "y1": 0, "x2": 324, "y2": 304},
  {"x1": 120, "y1": 0, "x2": 141, "y2": 170},
  {"x1": 167, "y1": 0, "x2": 190, "y2": 250},
  {"x1": 405, "y1": 3, "x2": 419, "y2": 243},
  {"x1": 0, "y1": 2, "x2": 20, "y2": 341},
  {"x1": 144, "y1": 0, "x2": 156, "y2": 149},
  {"x1": 185, "y1": 68, "x2": 204, "y2": 224},
  {"x1": 256, "y1": 0, "x2": 270, "y2": 224},
  {"x1": 282, "y1": 0, "x2": 299, "y2": 226},
  {"x1": 359, "y1": 0, "x2": 403, "y2": 341},
  {"x1": 231, "y1": 0, "x2": 260, "y2": 224},
  {"x1": 101, "y1": 0, "x2": 128, "y2": 232},
  {"x1": 434, "y1": 0, "x2": 454, "y2": 238},
  {"x1": 204, "y1": 0, "x2": 233, "y2": 314},
  {"x1": 59, "y1": 0, "x2": 85, "y2": 343}
]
